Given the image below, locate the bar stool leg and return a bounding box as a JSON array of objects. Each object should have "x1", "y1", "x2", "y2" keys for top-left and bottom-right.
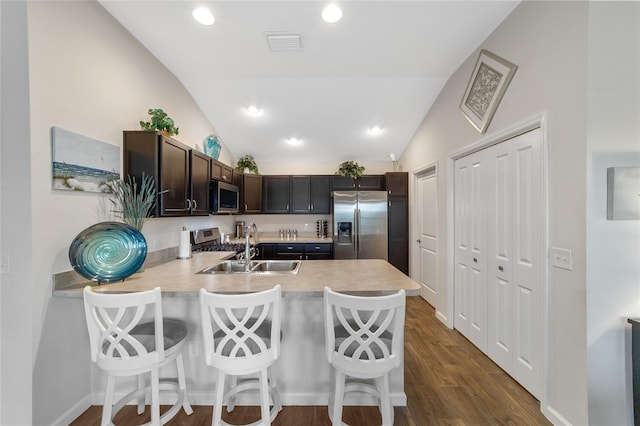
[
  {"x1": 136, "y1": 374, "x2": 145, "y2": 415},
  {"x1": 377, "y1": 374, "x2": 393, "y2": 426},
  {"x1": 227, "y1": 376, "x2": 237, "y2": 412},
  {"x1": 213, "y1": 370, "x2": 226, "y2": 426},
  {"x1": 102, "y1": 374, "x2": 116, "y2": 426},
  {"x1": 331, "y1": 371, "x2": 345, "y2": 426},
  {"x1": 176, "y1": 353, "x2": 193, "y2": 415},
  {"x1": 150, "y1": 368, "x2": 160, "y2": 425},
  {"x1": 260, "y1": 369, "x2": 270, "y2": 424}
]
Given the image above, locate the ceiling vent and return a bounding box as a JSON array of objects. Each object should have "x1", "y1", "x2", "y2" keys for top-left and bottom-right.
[{"x1": 266, "y1": 32, "x2": 302, "y2": 51}]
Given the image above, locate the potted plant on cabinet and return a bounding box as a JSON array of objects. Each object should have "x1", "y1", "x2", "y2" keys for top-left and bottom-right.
[
  {"x1": 236, "y1": 154, "x2": 260, "y2": 174},
  {"x1": 139, "y1": 108, "x2": 179, "y2": 136},
  {"x1": 336, "y1": 161, "x2": 365, "y2": 179}
]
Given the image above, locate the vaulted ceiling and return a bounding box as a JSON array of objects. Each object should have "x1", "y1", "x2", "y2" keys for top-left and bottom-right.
[{"x1": 100, "y1": 1, "x2": 519, "y2": 163}]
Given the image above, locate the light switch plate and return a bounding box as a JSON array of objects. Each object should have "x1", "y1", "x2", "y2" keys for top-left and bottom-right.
[{"x1": 550, "y1": 247, "x2": 572, "y2": 270}]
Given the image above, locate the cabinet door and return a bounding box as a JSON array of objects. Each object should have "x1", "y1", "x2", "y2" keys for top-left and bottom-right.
[
  {"x1": 190, "y1": 150, "x2": 210, "y2": 215},
  {"x1": 331, "y1": 176, "x2": 357, "y2": 190},
  {"x1": 276, "y1": 243, "x2": 303, "y2": 259},
  {"x1": 357, "y1": 175, "x2": 385, "y2": 190},
  {"x1": 387, "y1": 198, "x2": 408, "y2": 274},
  {"x1": 290, "y1": 176, "x2": 311, "y2": 213},
  {"x1": 263, "y1": 176, "x2": 290, "y2": 213},
  {"x1": 304, "y1": 243, "x2": 333, "y2": 260},
  {"x1": 256, "y1": 243, "x2": 275, "y2": 260},
  {"x1": 211, "y1": 159, "x2": 233, "y2": 183},
  {"x1": 243, "y1": 174, "x2": 262, "y2": 213},
  {"x1": 159, "y1": 137, "x2": 190, "y2": 216},
  {"x1": 310, "y1": 176, "x2": 331, "y2": 214},
  {"x1": 385, "y1": 172, "x2": 408, "y2": 197}
]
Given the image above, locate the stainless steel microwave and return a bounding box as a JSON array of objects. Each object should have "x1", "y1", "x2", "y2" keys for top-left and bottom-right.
[{"x1": 210, "y1": 180, "x2": 239, "y2": 214}]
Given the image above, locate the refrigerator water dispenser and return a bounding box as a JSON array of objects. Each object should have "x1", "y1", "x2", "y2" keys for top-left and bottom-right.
[{"x1": 337, "y1": 222, "x2": 353, "y2": 244}]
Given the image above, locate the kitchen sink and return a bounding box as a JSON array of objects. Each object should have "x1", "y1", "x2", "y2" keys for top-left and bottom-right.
[{"x1": 198, "y1": 260, "x2": 301, "y2": 275}]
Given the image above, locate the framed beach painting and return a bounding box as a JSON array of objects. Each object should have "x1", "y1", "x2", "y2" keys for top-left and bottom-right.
[
  {"x1": 51, "y1": 127, "x2": 120, "y2": 193},
  {"x1": 460, "y1": 49, "x2": 517, "y2": 134}
]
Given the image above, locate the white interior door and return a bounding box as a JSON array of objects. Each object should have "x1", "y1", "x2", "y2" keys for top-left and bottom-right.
[
  {"x1": 454, "y1": 128, "x2": 543, "y2": 399},
  {"x1": 454, "y1": 153, "x2": 488, "y2": 352},
  {"x1": 417, "y1": 170, "x2": 438, "y2": 306}
]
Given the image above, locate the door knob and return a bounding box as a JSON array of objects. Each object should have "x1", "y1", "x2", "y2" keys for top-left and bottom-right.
[
  {"x1": 498, "y1": 265, "x2": 504, "y2": 271},
  {"x1": 416, "y1": 239, "x2": 421, "y2": 243},
  {"x1": 473, "y1": 258, "x2": 478, "y2": 263}
]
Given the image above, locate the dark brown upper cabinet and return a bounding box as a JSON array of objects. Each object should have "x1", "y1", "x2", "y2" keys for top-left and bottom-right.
[
  {"x1": 241, "y1": 173, "x2": 263, "y2": 214},
  {"x1": 211, "y1": 159, "x2": 233, "y2": 183},
  {"x1": 331, "y1": 175, "x2": 385, "y2": 191},
  {"x1": 262, "y1": 175, "x2": 290, "y2": 213},
  {"x1": 123, "y1": 131, "x2": 210, "y2": 217},
  {"x1": 290, "y1": 175, "x2": 331, "y2": 214}
]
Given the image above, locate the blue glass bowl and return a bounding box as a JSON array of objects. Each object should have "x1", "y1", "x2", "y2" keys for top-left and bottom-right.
[{"x1": 69, "y1": 222, "x2": 147, "y2": 283}]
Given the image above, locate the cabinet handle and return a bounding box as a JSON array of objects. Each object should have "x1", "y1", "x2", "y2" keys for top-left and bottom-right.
[
  {"x1": 311, "y1": 204, "x2": 314, "y2": 210},
  {"x1": 245, "y1": 204, "x2": 248, "y2": 211},
  {"x1": 308, "y1": 204, "x2": 311, "y2": 210},
  {"x1": 192, "y1": 199, "x2": 197, "y2": 210},
  {"x1": 388, "y1": 201, "x2": 391, "y2": 207},
  {"x1": 388, "y1": 190, "x2": 392, "y2": 195},
  {"x1": 498, "y1": 265, "x2": 504, "y2": 271},
  {"x1": 187, "y1": 199, "x2": 191, "y2": 210},
  {"x1": 286, "y1": 204, "x2": 289, "y2": 210}
]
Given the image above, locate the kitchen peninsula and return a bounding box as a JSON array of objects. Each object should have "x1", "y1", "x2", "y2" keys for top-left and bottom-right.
[{"x1": 54, "y1": 253, "x2": 420, "y2": 406}]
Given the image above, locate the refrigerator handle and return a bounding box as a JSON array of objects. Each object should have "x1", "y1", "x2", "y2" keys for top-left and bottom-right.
[
  {"x1": 356, "y1": 208, "x2": 361, "y2": 256},
  {"x1": 353, "y1": 209, "x2": 358, "y2": 254}
]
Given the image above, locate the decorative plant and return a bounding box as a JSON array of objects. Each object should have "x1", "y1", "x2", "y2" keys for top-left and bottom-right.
[
  {"x1": 336, "y1": 161, "x2": 365, "y2": 179},
  {"x1": 236, "y1": 154, "x2": 259, "y2": 174},
  {"x1": 106, "y1": 173, "x2": 157, "y2": 230},
  {"x1": 139, "y1": 108, "x2": 179, "y2": 136}
]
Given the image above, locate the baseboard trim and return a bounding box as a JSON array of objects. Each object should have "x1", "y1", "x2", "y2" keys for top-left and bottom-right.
[
  {"x1": 52, "y1": 395, "x2": 92, "y2": 426},
  {"x1": 542, "y1": 403, "x2": 573, "y2": 426}
]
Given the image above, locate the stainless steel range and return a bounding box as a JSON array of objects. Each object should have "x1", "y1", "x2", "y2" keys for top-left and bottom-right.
[{"x1": 191, "y1": 227, "x2": 255, "y2": 259}]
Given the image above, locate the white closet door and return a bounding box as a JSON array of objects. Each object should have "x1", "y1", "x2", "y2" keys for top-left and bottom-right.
[
  {"x1": 509, "y1": 129, "x2": 543, "y2": 398},
  {"x1": 454, "y1": 128, "x2": 542, "y2": 400},
  {"x1": 454, "y1": 152, "x2": 488, "y2": 352}
]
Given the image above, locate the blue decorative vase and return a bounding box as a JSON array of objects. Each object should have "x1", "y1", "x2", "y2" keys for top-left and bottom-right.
[
  {"x1": 203, "y1": 134, "x2": 222, "y2": 160},
  {"x1": 69, "y1": 222, "x2": 147, "y2": 283}
]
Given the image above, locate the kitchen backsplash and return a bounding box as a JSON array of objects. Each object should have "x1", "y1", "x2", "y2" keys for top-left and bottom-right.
[{"x1": 237, "y1": 214, "x2": 331, "y2": 238}]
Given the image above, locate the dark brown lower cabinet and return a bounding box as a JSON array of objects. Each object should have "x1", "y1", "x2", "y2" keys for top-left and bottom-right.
[
  {"x1": 256, "y1": 243, "x2": 333, "y2": 260},
  {"x1": 386, "y1": 172, "x2": 409, "y2": 274}
]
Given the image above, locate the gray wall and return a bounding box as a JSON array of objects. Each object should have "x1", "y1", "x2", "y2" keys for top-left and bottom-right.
[{"x1": 400, "y1": 1, "x2": 589, "y2": 424}]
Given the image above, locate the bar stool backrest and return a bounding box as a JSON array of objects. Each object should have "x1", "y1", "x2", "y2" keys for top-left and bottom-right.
[
  {"x1": 199, "y1": 285, "x2": 281, "y2": 376},
  {"x1": 83, "y1": 286, "x2": 164, "y2": 373},
  {"x1": 324, "y1": 287, "x2": 406, "y2": 378}
]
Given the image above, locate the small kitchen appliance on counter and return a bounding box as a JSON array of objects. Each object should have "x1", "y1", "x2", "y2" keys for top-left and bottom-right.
[
  {"x1": 191, "y1": 227, "x2": 255, "y2": 259},
  {"x1": 235, "y1": 221, "x2": 246, "y2": 239}
]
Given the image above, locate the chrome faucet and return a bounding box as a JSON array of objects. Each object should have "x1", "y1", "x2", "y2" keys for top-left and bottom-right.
[{"x1": 243, "y1": 223, "x2": 258, "y2": 272}]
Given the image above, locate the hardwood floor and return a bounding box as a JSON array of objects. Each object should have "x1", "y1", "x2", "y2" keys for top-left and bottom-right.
[{"x1": 70, "y1": 296, "x2": 550, "y2": 425}]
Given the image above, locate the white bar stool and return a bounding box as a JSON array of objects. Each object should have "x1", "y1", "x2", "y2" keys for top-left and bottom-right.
[
  {"x1": 199, "y1": 285, "x2": 282, "y2": 426},
  {"x1": 83, "y1": 286, "x2": 193, "y2": 425},
  {"x1": 323, "y1": 287, "x2": 406, "y2": 426}
]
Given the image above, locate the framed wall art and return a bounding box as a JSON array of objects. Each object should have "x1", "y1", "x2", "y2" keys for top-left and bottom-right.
[
  {"x1": 52, "y1": 126, "x2": 120, "y2": 193},
  {"x1": 607, "y1": 166, "x2": 640, "y2": 220},
  {"x1": 460, "y1": 49, "x2": 517, "y2": 134}
]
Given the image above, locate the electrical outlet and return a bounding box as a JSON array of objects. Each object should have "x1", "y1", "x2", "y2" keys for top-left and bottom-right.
[
  {"x1": 550, "y1": 247, "x2": 573, "y2": 271},
  {"x1": 188, "y1": 340, "x2": 199, "y2": 356}
]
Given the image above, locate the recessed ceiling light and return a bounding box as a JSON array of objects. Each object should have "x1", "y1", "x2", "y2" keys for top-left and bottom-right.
[
  {"x1": 322, "y1": 4, "x2": 343, "y2": 23},
  {"x1": 287, "y1": 137, "x2": 302, "y2": 146},
  {"x1": 368, "y1": 126, "x2": 384, "y2": 135},
  {"x1": 246, "y1": 105, "x2": 262, "y2": 116},
  {"x1": 192, "y1": 7, "x2": 215, "y2": 26}
]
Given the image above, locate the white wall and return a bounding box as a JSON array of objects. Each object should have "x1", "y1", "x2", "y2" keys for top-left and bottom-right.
[
  {"x1": 24, "y1": 2, "x2": 234, "y2": 424},
  {"x1": 399, "y1": 2, "x2": 589, "y2": 424},
  {"x1": 586, "y1": 3, "x2": 640, "y2": 425},
  {"x1": 1, "y1": 2, "x2": 34, "y2": 424}
]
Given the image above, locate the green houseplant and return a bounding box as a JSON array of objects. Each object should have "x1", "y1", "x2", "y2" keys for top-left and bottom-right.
[
  {"x1": 336, "y1": 161, "x2": 365, "y2": 179},
  {"x1": 139, "y1": 108, "x2": 179, "y2": 136},
  {"x1": 106, "y1": 173, "x2": 157, "y2": 230},
  {"x1": 236, "y1": 154, "x2": 259, "y2": 174}
]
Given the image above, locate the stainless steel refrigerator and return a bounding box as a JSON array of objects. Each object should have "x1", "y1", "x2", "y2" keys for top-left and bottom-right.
[{"x1": 332, "y1": 191, "x2": 388, "y2": 260}]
